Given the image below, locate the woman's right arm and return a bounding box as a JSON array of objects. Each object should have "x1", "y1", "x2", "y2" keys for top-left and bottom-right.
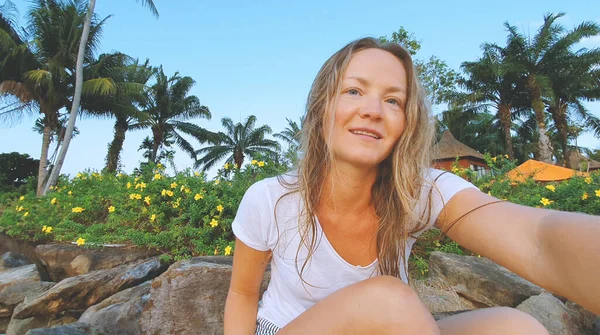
[{"x1": 224, "y1": 238, "x2": 272, "y2": 335}]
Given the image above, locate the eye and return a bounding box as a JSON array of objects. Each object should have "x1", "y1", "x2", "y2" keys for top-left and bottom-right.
[
  {"x1": 346, "y1": 88, "x2": 360, "y2": 96},
  {"x1": 385, "y1": 98, "x2": 401, "y2": 106}
]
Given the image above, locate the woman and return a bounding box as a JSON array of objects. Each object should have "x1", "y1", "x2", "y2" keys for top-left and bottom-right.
[{"x1": 224, "y1": 37, "x2": 599, "y2": 334}]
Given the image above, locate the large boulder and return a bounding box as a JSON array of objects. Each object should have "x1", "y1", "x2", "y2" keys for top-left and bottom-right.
[
  {"x1": 516, "y1": 293, "x2": 584, "y2": 335},
  {"x1": 1, "y1": 253, "x2": 32, "y2": 271},
  {"x1": 428, "y1": 252, "x2": 544, "y2": 307},
  {"x1": 24, "y1": 322, "x2": 92, "y2": 335},
  {"x1": 0, "y1": 266, "x2": 40, "y2": 294},
  {"x1": 13, "y1": 258, "x2": 167, "y2": 319},
  {"x1": 140, "y1": 258, "x2": 270, "y2": 335},
  {"x1": 0, "y1": 282, "x2": 55, "y2": 317},
  {"x1": 78, "y1": 281, "x2": 151, "y2": 335},
  {"x1": 35, "y1": 245, "x2": 159, "y2": 282}
]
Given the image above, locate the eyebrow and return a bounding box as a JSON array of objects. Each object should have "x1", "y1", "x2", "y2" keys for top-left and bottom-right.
[{"x1": 345, "y1": 76, "x2": 407, "y2": 95}]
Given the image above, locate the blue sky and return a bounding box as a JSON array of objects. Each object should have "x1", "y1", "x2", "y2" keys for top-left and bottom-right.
[{"x1": 2, "y1": 0, "x2": 600, "y2": 177}]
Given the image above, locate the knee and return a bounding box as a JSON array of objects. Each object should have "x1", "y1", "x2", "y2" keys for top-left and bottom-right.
[
  {"x1": 356, "y1": 276, "x2": 427, "y2": 314},
  {"x1": 497, "y1": 307, "x2": 549, "y2": 335}
]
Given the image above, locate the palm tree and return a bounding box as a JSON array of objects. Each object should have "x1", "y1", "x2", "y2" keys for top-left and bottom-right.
[
  {"x1": 44, "y1": 0, "x2": 158, "y2": 195},
  {"x1": 0, "y1": 0, "x2": 108, "y2": 195},
  {"x1": 504, "y1": 13, "x2": 600, "y2": 163},
  {"x1": 195, "y1": 115, "x2": 281, "y2": 170},
  {"x1": 546, "y1": 42, "x2": 600, "y2": 167},
  {"x1": 132, "y1": 66, "x2": 213, "y2": 163},
  {"x1": 274, "y1": 116, "x2": 303, "y2": 165},
  {"x1": 458, "y1": 43, "x2": 528, "y2": 159},
  {"x1": 82, "y1": 56, "x2": 154, "y2": 172}
]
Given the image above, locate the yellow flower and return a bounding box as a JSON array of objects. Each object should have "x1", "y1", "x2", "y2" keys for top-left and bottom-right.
[
  {"x1": 224, "y1": 163, "x2": 230, "y2": 170},
  {"x1": 166, "y1": 190, "x2": 174, "y2": 197},
  {"x1": 157, "y1": 163, "x2": 163, "y2": 169},
  {"x1": 44, "y1": 226, "x2": 52, "y2": 234},
  {"x1": 50, "y1": 198, "x2": 57, "y2": 205},
  {"x1": 76, "y1": 238, "x2": 85, "y2": 246},
  {"x1": 540, "y1": 198, "x2": 554, "y2": 207},
  {"x1": 194, "y1": 193, "x2": 203, "y2": 201},
  {"x1": 545, "y1": 185, "x2": 555, "y2": 192},
  {"x1": 76, "y1": 173, "x2": 83, "y2": 179},
  {"x1": 585, "y1": 177, "x2": 592, "y2": 184},
  {"x1": 135, "y1": 182, "x2": 147, "y2": 190},
  {"x1": 68, "y1": 191, "x2": 72, "y2": 196},
  {"x1": 161, "y1": 189, "x2": 167, "y2": 196},
  {"x1": 23, "y1": 212, "x2": 29, "y2": 217},
  {"x1": 129, "y1": 193, "x2": 142, "y2": 200},
  {"x1": 180, "y1": 185, "x2": 186, "y2": 191},
  {"x1": 170, "y1": 182, "x2": 177, "y2": 189},
  {"x1": 172, "y1": 199, "x2": 181, "y2": 208},
  {"x1": 210, "y1": 219, "x2": 218, "y2": 228},
  {"x1": 582, "y1": 192, "x2": 588, "y2": 200},
  {"x1": 184, "y1": 187, "x2": 191, "y2": 194},
  {"x1": 16, "y1": 205, "x2": 24, "y2": 212},
  {"x1": 504, "y1": 154, "x2": 509, "y2": 159},
  {"x1": 42, "y1": 225, "x2": 47, "y2": 232},
  {"x1": 491, "y1": 157, "x2": 497, "y2": 162},
  {"x1": 214, "y1": 247, "x2": 219, "y2": 255},
  {"x1": 19, "y1": 196, "x2": 25, "y2": 201},
  {"x1": 234, "y1": 164, "x2": 239, "y2": 169},
  {"x1": 117, "y1": 173, "x2": 123, "y2": 177},
  {"x1": 150, "y1": 214, "x2": 156, "y2": 222},
  {"x1": 144, "y1": 196, "x2": 151, "y2": 205},
  {"x1": 108, "y1": 206, "x2": 115, "y2": 213},
  {"x1": 214, "y1": 179, "x2": 220, "y2": 185},
  {"x1": 194, "y1": 171, "x2": 200, "y2": 177},
  {"x1": 134, "y1": 176, "x2": 141, "y2": 182},
  {"x1": 127, "y1": 182, "x2": 132, "y2": 189},
  {"x1": 153, "y1": 173, "x2": 162, "y2": 180},
  {"x1": 257, "y1": 161, "x2": 265, "y2": 167},
  {"x1": 596, "y1": 190, "x2": 600, "y2": 198},
  {"x1": 72, "y1": 207, "x2": 85, "y2": 213},
  {"x1": 216, "y1": 204, "x2": 224, "y2": 213},
  {"x1": 251, "y1": 159, "x2": 257, "y2": 165},
  {"x1": 224, "y1": 245, "x2": 232, "y2": 256}
]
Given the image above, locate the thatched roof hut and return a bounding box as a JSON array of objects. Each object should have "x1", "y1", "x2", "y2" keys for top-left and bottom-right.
[
  {"x1": 432, "y1": 131, "x2": 488, "y2": 173},
  {"x1": 566, "y1": 151, "x2": 600, "y2": 172}
]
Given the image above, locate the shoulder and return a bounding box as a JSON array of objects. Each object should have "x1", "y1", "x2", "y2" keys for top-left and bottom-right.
[{"x1": 423, "y1": 168, "x2": 477, "y2": 192}]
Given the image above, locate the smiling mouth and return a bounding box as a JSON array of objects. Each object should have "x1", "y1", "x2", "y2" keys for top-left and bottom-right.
[{"x1": 350, "y1": 130, "x2": 381, "y2": 139}]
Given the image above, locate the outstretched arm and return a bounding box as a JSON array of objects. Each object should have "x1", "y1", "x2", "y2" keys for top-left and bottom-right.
[{"x1": 436, "y1": 188, "x2": 600, "y2": 315}]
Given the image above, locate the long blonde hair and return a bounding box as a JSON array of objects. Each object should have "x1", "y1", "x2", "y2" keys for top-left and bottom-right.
[{"x1": 278, "y1": 37, "x2": 436, "y2": 281}]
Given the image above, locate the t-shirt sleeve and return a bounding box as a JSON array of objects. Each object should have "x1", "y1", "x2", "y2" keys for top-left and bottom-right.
[
  {"x1": 231, "y1": 181, "x2": 272, "y2": 251},
  {"x1": 425, "y1": 169, "x2": 480, "y2": 229}
]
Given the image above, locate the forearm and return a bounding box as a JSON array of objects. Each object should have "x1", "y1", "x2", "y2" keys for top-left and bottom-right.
[
  {"x1": 537, "y1": 210, "x2": 600, "y2": 314},
  {"x1": 224, "y1": 289, "x2": 260, "y2": 335}
]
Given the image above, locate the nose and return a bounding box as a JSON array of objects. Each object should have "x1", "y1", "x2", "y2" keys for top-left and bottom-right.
[{"x1": 359, "y1": 96, "x2": 383, "y2": 119}]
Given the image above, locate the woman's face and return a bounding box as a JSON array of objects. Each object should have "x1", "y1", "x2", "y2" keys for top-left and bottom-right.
[{"x1": 325, "y1": 48, "x2": 407, "y2": 169}]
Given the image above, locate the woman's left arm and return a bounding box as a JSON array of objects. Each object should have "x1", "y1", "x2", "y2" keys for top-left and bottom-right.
[{"x1": 436, "y1": 188, "x2": 600, "y2": 315}]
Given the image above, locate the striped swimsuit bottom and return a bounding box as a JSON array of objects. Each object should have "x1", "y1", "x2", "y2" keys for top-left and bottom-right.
[{"x1": 255, "y1": 318, "x2": 281, "y2": 335}]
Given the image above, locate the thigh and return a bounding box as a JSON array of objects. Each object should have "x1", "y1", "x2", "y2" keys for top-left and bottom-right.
[{"x1": 436, "y1": 307, "x2": 549, "y2": 335}]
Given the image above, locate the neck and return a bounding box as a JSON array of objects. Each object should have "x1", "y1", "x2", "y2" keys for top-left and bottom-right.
[{"x1": 319, "y1": 162, "x2": 378, "y2": 216}]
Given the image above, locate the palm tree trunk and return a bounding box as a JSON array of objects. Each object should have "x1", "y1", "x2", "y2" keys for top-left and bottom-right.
[
  {"x1": 498, "y1": 104, "x2": 514, "y2": 159},
  {"x1": 550, "y1": 102, "x2": 570, "y2": 168},
  {"x1": 527, "y1": 77, "x2": 553, "y2": 163},
  {"x1": 105, "y1": 118, "x2": 128, "y2": 172},
  {"x1": 42, "y1": 0, "x2": 96, "y2": 196},
  {"x1": 234, "y1": 150, "x2": 244, "y2": 168},
  {"x1": 151, "y1": 127, "x2": 162, "y2": 163},
  {"x1": 37, "y1": 120, "x2": 51, "y2": 196}
]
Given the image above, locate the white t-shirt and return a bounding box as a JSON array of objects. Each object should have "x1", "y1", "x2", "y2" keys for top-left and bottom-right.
[{"x1": 232, "y1": 169, "x2": 477, "y2": 328}]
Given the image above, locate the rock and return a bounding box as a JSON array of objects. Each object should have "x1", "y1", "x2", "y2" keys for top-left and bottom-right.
[
  {"x1": 78, "y1": 281, "x2": 151, "y2": 335},
  {"x1": 13, "y1": 258, "x2": 167, "y2": 319},
  {"x1": 428, "y1": 252, "x2": 544, "y2": 307},
  {"x1": 516, "y1": 292, "x2": 583, "y2": 335},
  {"x1": 0, "y1": 266, "x2": 40, "y2": 295},
  {"x1": 35, "y1": 244, "x2": 159, "y2": 282},
  {"x1": 564, "y1": 301, "x2": 600, "y2": 335},
  {"x1": 5, "y1": 315, "x2": 50, "y2": 335},
  {"x1": 140, "y1": 258, "x2": 270, "y2": 335},
  {"x1": 1, "y1": 253, "x2": 31, "y2": 271},
  {"x1": 24, "y1": 322, "x2": 91, "y2": 335},
  {"x1": 0, "y1": 282, "x2": 55, "y2": 317},
  {"x1": 1, "y1": 316, "x2": 10, "y2": 333}
]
